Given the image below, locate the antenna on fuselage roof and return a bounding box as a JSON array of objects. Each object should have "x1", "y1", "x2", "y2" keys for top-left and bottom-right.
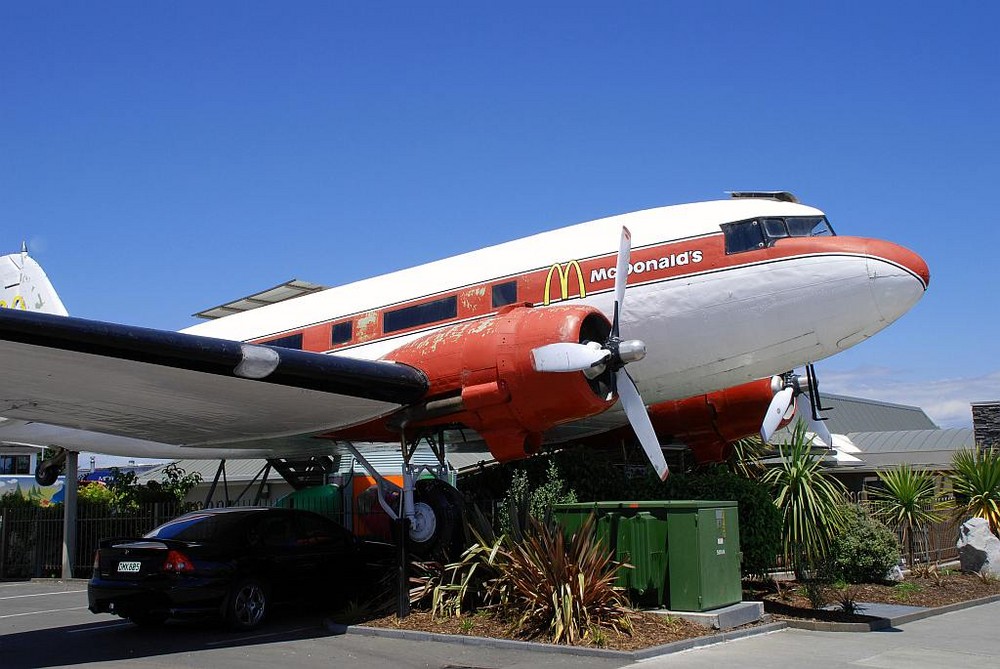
[{"x1": 726, "y1": 191, "x2": 799, "y2": 203}]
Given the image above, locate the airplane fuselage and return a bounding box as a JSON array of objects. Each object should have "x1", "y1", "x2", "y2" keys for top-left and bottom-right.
[{"x1": 184, "y1": 197, "x2": 928, "y2": 421}]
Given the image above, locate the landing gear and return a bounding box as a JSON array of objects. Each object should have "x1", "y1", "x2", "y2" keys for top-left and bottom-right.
[
  {"x1": 342, "y1": 431, "x2": 465, "y2": 619},
  {"x1": 35, "y1": 447, "x2": 67, "y2": 486},
  {"x1": 411, "y1": 478, "x2": 465, "y2": 559}
]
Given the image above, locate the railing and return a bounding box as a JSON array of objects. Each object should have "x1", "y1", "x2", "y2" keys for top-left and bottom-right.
[{"x1": 0, "y1": 503, "x2": 183, "y2": 579}]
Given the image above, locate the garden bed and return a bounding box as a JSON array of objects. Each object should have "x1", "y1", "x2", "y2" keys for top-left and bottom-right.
[{"x1": 359, "y1": 572, "x2": 1000, "y2": 649}]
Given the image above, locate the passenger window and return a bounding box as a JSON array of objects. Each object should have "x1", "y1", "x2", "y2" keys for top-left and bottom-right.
[
  {"x1": 492, "y1": 281, "x2": 517, "y2": 308},
  {"x1": 331, "y1": 321, "x2": 352, "y2": 345},
  {"x1": 384, "y1": 296, "x2": 458, "y2": 333},
  {"x1": 722, "y1": 220, "x2": 766, "y2": 254},
  {"x1": 263, "y1": 333, "x2": 303, "y2": 350}
]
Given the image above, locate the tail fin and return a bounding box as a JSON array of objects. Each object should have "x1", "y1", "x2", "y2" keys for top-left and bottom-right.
[{"x1": 0, "y1": 245, "x2": 68, "y2": 316}]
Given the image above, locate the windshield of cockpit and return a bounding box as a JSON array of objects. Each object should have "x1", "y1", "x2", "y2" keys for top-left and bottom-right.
[{"x1": 721, "y1": 216, "x2": 835, "y2": 254}]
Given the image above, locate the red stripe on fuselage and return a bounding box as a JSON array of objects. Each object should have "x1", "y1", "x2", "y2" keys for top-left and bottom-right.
[{"x1": 250, "y1": 234, "x2": 927, "y2": 353}]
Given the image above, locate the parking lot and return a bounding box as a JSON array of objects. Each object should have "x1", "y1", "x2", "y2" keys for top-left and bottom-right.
[
  {"x1": 8, "y1": 579, "x2": 1000, "y2": 669},
  {"x1": 0, "y1": 579, "x2": 630, "y2": 669}
]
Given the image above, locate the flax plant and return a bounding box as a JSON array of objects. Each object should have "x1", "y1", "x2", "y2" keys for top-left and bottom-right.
[{"x1": 950, "y1": 448, "x2": 1000, "y2": 534}]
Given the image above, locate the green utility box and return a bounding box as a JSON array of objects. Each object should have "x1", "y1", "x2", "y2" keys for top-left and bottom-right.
[
  {"x1": 275, "y1": 484, "x2": 344, "y2": 520},
  {"x1": 552, "y1": 500, "x2": 741, "y2": 612}
]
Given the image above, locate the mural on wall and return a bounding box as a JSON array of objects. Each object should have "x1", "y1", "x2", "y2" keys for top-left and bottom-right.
[{"x1": 0, "y1": 476, "x2": 66, "y2": 505}]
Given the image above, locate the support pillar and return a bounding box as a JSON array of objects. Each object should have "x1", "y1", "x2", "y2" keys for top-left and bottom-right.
[
  {"x1": 61, "y1": 450, "x2": 78, "y2": 579},
  {"x1": 393, "y1": 517, "x2": 410, "y2": 618}
]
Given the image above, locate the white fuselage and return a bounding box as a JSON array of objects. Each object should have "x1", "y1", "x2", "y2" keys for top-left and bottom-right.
[{"x1": 184, "y1": 198, "x2": 926, "y2": 408}]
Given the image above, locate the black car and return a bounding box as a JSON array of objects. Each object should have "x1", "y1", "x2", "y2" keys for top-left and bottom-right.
[{"x1": 88, "y1": 507, "x2": 379, "y2": 630}]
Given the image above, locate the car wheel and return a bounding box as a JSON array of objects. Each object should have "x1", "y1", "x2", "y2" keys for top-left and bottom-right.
[
  {"x1": 226, "y1": 578, "x2": 269, "y2": 630},
  {"x1": 128, "y1": 611, "x2": 168, "y2": 627}
]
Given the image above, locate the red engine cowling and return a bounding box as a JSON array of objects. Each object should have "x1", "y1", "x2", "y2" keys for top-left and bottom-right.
[
  {"x1": 382, "y1": 303, "x2": 615, "y2": 462},
  {"x1": 646, "y1": 378, "x2": 775, "y2": 463}
]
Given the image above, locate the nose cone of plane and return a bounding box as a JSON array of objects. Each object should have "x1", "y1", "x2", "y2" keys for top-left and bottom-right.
[{"x1": 863, "y1": 239, "x2": 930, "y2": 323}]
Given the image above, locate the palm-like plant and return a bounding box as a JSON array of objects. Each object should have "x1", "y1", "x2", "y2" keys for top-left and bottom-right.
[
  {"x1": 762, "y1": 421, "x2": 848, "y2": 574},
  {"x1": 950, "y1": 448, "x2": 1000, "y2": 534},
  {"x1": 728, "y1": 435, "x2": 768, "y2": 480},
  {"x1": 872, "y1": 464, "x2": 949, "y2": 569}
]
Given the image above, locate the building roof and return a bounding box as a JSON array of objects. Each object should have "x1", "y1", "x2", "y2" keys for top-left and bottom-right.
[
  {"x1": 825, "y1": 428, "x2": 975, "y2": 473},
  {"x1": 813, "y1": 393, "x2": 938, "y2": 433}
]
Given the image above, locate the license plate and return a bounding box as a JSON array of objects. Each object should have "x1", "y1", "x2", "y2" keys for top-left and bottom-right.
[{"x1": 117, "y1": 561, "x2": 142, "y2": 573}]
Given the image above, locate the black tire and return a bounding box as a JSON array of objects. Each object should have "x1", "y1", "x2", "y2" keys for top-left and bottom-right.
[
  {"x1": 411, "y1": 479, "x2": 466, "y2": 560},
  {"x1": 35, "y1": 464, "x2": 60, "y2": 486},
  {"x1": 128, "y1": 611, "x2": 168, "y2": 627},
  {"x1": 225, "y1": 578, "x2": 269, "y2": 631}
]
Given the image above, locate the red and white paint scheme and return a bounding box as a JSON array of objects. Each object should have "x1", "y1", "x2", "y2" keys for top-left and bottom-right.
[
  {"x1": 0, "y1": 192, "x2": 927, "y2": 546},
  {"x1": 187, "y1": 191, "x2": 927, "y2": 459}
]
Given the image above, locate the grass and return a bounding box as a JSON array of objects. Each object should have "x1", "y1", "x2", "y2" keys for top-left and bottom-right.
[{"x1": 891, "y1": 581, "x2": 923, "y2": 602}]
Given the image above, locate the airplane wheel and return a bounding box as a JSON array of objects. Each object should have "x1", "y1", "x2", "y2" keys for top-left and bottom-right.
[
  {"x1": 410, "y1": 479, "x2": 466, "y2": 560},
  {"x1": 35, "y1": 463, "x2": 60, "y2": 486}
]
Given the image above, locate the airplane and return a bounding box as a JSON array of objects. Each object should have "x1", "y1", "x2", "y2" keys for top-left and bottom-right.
[{"x1": 0, "y1": 191, "x2": 929, "y2": 556}]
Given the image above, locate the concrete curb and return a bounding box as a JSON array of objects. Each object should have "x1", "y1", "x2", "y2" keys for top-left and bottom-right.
[
  {"x1": 326, "y1": 619, "x2": 789, "y2": 660},
  {"x1": 781, "y1": 593, "x2": 1000, "y2": 632}
]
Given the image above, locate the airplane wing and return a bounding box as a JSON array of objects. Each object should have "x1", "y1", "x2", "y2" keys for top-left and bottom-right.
[{"x1": 0, "y1": 309, "x2": 428, "y2": 455}]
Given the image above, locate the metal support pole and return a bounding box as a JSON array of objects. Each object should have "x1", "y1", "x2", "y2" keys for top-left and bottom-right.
[
  {"x1": 393, "y1": 517, "x2": 410, "y2": 618},
  {"x1": 205, "y1": 460, "x2": 225, "y2": 508},
  {"x1": 61, "y1": 450, "x2": 78, "y2": 579}
]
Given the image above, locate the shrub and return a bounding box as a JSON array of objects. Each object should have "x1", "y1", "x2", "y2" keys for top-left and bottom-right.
[
  {"x1": 673, "y1": 467, "x2": 782, "y2": 579},
  {"x1": 820, "y1": 505, "x2": 900, "y2": 584},
  {"x1": 497, "y1": 461, "x2": 577, "y2": 538}
]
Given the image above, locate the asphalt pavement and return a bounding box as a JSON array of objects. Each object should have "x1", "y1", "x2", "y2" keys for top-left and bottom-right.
[{"x1": 3, "y1": 579, "x2": 1000, "y2": 669}]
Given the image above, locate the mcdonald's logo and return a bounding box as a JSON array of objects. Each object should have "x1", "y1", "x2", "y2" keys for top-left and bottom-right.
[{"x1": 543, "y1": 260, "x2": 587, "y2": 306}]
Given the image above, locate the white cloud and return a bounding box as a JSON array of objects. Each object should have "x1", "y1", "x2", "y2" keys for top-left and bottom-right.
[{"x1": 821, "y1": 368, "x2": 1000, "y2": 429}]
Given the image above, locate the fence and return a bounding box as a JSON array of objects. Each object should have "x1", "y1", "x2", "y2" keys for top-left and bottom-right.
[
  {"x1": 0, "y1": 502, "x2": 183, "y2": 580},
  {"x1": 849, "y1": 494, "x2": 961, "y2": 565}
]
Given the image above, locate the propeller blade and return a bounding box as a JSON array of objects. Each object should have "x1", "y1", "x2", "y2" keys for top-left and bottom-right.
[
  {"x1": 796, "y1": 394, "x2": 832, "y2": 447},
  {"x1": 611, "y1": 227, "x2": 632, "y2": 337},
  {"x1": 760, "y1": 387, "x2": 794, "y2": 442},
  {"x1": 531, "y1": 342, "x2": 610, "y2": 373},
  {"x1": 616, "y1": 368, "x2": 669, "y2": 480}
]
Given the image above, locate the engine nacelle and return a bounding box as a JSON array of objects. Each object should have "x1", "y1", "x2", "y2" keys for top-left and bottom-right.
[
  {"x1": 646, "y1": 378, "x2": 776, "y2": 463},
  {"x1": 384, "y1": 303, "x2": 614, "y2": 462}
]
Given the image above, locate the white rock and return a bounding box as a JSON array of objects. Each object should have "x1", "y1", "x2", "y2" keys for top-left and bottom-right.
[{"x1": 957, "y1": 517, "x2": 1000, "y2": 576}]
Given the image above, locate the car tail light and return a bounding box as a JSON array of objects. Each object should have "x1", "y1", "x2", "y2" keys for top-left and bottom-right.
[
  {"x1": 92, "y1": 550, "x2": 101, "y2": 572},
  {"x1": 162, "y1": 550, "x2": 195, "y2": 574}
]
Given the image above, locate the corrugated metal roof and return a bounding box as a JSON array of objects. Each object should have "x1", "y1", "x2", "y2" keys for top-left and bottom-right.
[
  {"x1": 814, "y1": 394, "x2": 938, "y2": 433},
  {"x1": 825, "y1": 428, "x2": 976, "y2": 472}
]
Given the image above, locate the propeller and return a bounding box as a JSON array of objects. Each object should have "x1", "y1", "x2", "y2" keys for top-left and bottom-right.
[
  {"x1": 531, "y1": 227, "x2": 669, "y2": 480},
  {"x1": 760, "y1": 366, "x2": 832, "y2": 446}
]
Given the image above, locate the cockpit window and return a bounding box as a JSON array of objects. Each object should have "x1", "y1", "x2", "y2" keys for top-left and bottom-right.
[
  {"x1": 722, "y1": 219, "x2": 766, "y2": 254},
  {"x1": 786, "y1": 216, "x2": 834, "y2": 237},
  {"x1": 723, "y1": 216, "x2": 835, "y2": 254}
]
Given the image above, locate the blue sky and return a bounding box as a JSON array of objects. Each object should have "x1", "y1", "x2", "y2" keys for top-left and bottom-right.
[{"x1": 2, "y1": 2, "x2": 998, "y2": 433}]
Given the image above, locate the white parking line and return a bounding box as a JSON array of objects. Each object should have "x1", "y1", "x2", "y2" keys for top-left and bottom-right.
[
  {"x1": 0, "y1": 590, "x2": 87, "y2": 600},
  {"x1": 0, "y1": 606, "x2": 88, "y2": 619}
]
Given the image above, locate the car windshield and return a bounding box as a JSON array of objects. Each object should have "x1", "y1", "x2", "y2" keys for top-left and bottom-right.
[{"x1": 144, "y1": 512, "x2": 258, "y2": 542}]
